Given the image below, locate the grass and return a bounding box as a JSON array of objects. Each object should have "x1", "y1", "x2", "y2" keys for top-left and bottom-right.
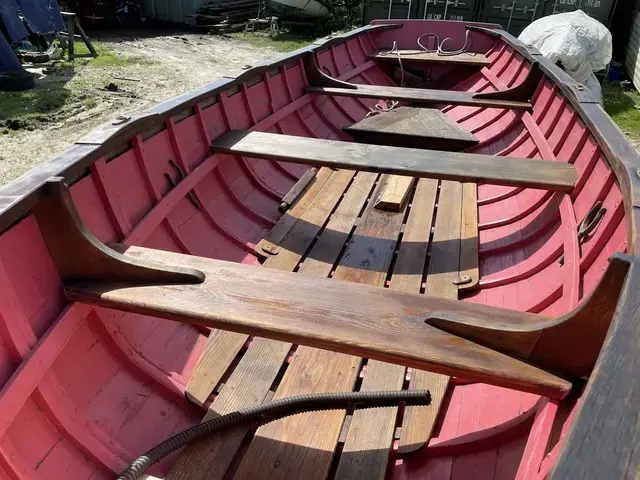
[
  {"x1": 0, "y1": 88, "x2": 72, "y2": 124},
  {"x1": 602, "y1": 80, "x2": 640, "y2": 145},
  {"x1": 0, "y1": 41, "x2": 148, "y2": 130},
  {"x1": 73, "y1": 41, "x2": 153, "y2": 68},
  {"x1": 229, "y1": 31, "x2": 314, "y2": 53}
]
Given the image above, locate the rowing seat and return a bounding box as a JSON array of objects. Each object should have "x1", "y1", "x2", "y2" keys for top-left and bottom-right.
[
  {"x1": 303, "y1": 56, "x2": 544, "y2": 109},
  {"x1": 370, "y1": 49, "x2": 491, "y2": 67},
  {"x1": 210, "y1": 130, "x2": 577, "y2": 192},
  {"x1": 307, "y1": 83, "x2": 533, "y2": 109}
]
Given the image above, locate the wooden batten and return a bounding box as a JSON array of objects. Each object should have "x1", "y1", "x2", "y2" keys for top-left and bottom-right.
[{"x1": 375, "y1": 176, "x2": 416, "y2": 211}]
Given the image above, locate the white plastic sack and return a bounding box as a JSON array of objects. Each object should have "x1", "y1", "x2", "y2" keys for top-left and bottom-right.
[{"x1": 518, "y1": 10, "x2": 612, "y2": 86}]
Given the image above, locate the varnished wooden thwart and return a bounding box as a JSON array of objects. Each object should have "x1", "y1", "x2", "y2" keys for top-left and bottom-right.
[
  {"x1": 212, "y1": 130, "x2": 577, "y2": 191},
  {"x1": 306, "y1": 84, "x2": 533, "y2": 109},
  {"x1": 370, "y1": 49, "x2": 491, "y2": 66},
  {"x1": 67, "y1": 245, "x2": 571, "y2": 399}
]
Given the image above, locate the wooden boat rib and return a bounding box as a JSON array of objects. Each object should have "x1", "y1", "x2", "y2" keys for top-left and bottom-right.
[{"x1": 0, "y1": 19, "x2": 637, "y2": 480}]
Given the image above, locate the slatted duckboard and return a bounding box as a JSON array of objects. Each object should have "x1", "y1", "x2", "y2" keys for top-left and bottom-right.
[{"x1": 170, "y1": 167, "x2": 480, "y2": 480}]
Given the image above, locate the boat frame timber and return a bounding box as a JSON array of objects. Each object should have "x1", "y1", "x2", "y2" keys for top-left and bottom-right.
[{"x1": 0, "y1": 21, "x2": 638, "y2": 480}]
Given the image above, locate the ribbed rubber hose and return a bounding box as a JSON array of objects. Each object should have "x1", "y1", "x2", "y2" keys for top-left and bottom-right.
[{"x1": 117, "y1": 389, "x2": 431, "y2": 480}]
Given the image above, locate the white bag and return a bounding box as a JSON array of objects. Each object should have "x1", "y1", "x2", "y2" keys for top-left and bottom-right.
[{"x1": 518, "y1": 10, "x2": 612, "y2": 93}]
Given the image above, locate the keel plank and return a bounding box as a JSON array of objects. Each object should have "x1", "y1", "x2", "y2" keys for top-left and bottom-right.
[
  {"x1": 166, "y1": 170, "x2": 350, "y2": 480},
  {"x1": 458, "y1": 183, "x2": 480, "y2": 290},
  {"x1": 399, "y1": 180, "x2": 462, "y2": 454},
  {"x1": 335, "y1": 178, "x2": 437, "y2": 480},
  {"x1": 233, "y1": 174, "x2": 382, "y2": 480}
]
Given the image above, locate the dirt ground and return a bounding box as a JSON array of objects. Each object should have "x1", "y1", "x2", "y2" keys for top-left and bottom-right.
[{"x1": 0, "y1": 29, "x2": 282, "y2": 186}]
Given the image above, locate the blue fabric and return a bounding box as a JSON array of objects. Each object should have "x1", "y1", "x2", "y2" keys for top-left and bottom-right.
[
  {"x1": 0, "y1": 29, "x2": 22, "y2": 71},
  {"x1": 0, "y1": 0, "x2": 29, "y2": 43},
  {"x1": 14, "y1": 0, "x2": 64, "y2": 34}
]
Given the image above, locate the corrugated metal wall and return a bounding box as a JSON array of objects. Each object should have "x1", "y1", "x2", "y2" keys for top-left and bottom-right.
[
  {"x1": 625, "y1": 6, "x2": 640, "y2": 89},
  {"x1": 142, "y1": 0, "x2": 202, "y2": 24},
  {"x1": 364, "y1": 0, "x2": 618, "y2": 35}
]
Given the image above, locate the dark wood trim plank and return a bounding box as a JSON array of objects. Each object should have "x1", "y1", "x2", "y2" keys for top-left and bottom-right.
[
  {"x1": 212, "y1": 130, "x2": 578, "y2": 192},
  {"x1": 67, "y1": 245, "x2": 573, "y2": 399}
]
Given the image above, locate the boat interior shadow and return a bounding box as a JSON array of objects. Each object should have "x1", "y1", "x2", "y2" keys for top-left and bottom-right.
[
  {"x1": 206, "y1": 416, "x2": 536, "y2": 478},
  {"x1": 258, "y1": 215, "x2": 477, "y2": 276}
]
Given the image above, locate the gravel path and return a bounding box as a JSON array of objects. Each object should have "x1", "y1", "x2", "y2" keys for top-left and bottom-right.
[{"x1": 0, "y1": 30, "x2": 280, "y2": 186}]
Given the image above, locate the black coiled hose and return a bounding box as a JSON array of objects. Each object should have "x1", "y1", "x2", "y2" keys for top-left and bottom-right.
[{"x1": 117, "y1": 389, "x2": 431, "y2": 480}]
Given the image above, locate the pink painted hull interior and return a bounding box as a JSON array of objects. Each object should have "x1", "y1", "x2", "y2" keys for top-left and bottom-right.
[{"x1": 0, "y1": 19, "x2": 632, "y2": 480}]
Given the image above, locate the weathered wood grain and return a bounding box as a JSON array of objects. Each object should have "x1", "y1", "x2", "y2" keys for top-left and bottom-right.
[
  {"x1": 370, "y1": 49, "x2": 491, "y2": 66},
  {"x1": 375, "y1": 176, "x2": 416, "y2": 212},
  {"x1": 458, "y1": 182, "x2": 479, "y2": 290},
  {"x1": 233, "y1": 173, "x2": 379, "y2": 480},
  {"x1": 306, "y1": 84, "x2": 533, "y2": 109},
  {"x1": 279, "y1": 167, "x2": 318, "y2": 213},
  {"x1": 400, "y1": 180, "x2": 460, "y2": 454},
  {"x1": 185, "y1": 168, "x2": 340, "y2": 407},
  {"x1": 427, "y1": 253, "x2": 632, "y2": 377},
  {"x1": 67, "y1": 245, "x2": 572, "y2": 398},
  {"x1": 166, "y1": 170, "x2": 348, "y2": 479},
  {"x1": 212, "y1": 130, "x2": 578, "y2": 191},
  {"x1": 331, "y1": 176, "x2": 407, "y2": 480},
  {"x1": 344, "y1": 106, "x2": 479, "y2": 151},
  {"x1": 184, "y1": 330, "x2": 248, "y2": 407},
  {"x1": 255, "y1": 167, "x2": 333, "y2": 259},
  {"x1": 335, "y1": 178, "x2": 437, "y2": 479}
]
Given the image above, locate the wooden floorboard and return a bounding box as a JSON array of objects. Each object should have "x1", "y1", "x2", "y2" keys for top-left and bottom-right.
[
  {"x1": 458, "y1": 182, "x2": 480, "y2": 291},
  {"x1": 104, "y1": 172, "x2": 571, "y2": 480},
  {"x1": 335, "y1": 178, "x2": 438, "y2": 480},
  {"x1": 166, "y1": 169, "x2": 352, "y2": 480},
  {"x1": 185, "y1": 330, "x2": 249, "y2": 407},
  {"x1": 232, "y1": 175, "x2": 380, "y2": 480},
  {"x1": 256, "y1": 167, "x2": 333, "y2": 258},
  {"x1": 399, "y1": 180, "x2": 462, "y2": 454},
  {"x1": 183, "y1": 168, "x2": 334, "y2": 409}
]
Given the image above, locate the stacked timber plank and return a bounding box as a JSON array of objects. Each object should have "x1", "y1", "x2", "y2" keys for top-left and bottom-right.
[{"x1": 195, "y1": 0, "x2": 263, "y2": 30}]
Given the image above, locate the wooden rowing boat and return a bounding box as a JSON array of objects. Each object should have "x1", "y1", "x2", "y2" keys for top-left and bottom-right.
[{"x1": 0, "y1": 19, "x2": 636, "y2": 480}]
